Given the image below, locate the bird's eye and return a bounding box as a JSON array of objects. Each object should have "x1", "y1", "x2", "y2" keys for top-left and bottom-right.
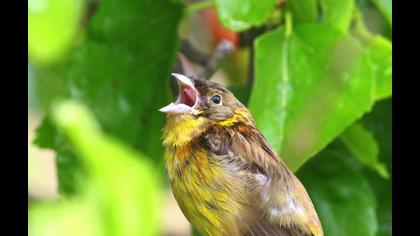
[{"x1": 211, "y1": 94, "x2": 221, "y2": 104}]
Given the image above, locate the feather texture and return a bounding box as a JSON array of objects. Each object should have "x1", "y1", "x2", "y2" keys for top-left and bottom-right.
[{"x1": 162, "y1": 77, "x2": 323, "y2": 236}]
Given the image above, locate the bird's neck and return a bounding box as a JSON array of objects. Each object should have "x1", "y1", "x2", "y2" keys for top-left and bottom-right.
[
  {"x1": 162, "y1": 114, "x2": 209, "y2": 148},
  {"x1": 215, "y1": 108, "x2": 256, "y2": 128},
  {"x1": 162, "y1": 108, "x2": 255, "y2": 148}
]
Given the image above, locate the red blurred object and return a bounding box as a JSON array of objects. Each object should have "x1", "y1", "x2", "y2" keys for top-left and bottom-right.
[{"x1": 201, "y1": 8, "x2": 239, "y2": 49}]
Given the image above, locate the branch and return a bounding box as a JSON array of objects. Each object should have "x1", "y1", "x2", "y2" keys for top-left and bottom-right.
[
  {"x1": 180, "y1": 39, "x2": 210, "y2": 66},
  {"x1": 199, "y1": 39, "x2": 234, "y2": 79}
]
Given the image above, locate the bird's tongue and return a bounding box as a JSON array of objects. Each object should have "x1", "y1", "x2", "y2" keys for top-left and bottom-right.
[
  {"x1": 180, "y1": 85, "x2": 196, "y2": 107},
  {"x1": 159, "y1": 73, "x2": 198, "y2": 114}
]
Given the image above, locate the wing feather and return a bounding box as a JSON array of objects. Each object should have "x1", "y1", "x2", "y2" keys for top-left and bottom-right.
[{"x1": 203, "y1": 124, "x2": 323, "y2": 236}]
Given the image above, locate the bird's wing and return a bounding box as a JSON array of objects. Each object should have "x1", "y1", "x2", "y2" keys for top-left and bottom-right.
[{"x1": 203, "y1": 125, "x2": 323, "y2": 236}]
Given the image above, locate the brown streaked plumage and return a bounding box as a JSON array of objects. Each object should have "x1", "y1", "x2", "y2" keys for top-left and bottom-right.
[{"x1": 160, "y1": 74, "x2": 323, "y2": 236}]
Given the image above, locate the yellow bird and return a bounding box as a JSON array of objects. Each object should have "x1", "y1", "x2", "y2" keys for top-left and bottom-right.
[{"x1": 160, "y1": 73, "x2": 323, "y2": 236}]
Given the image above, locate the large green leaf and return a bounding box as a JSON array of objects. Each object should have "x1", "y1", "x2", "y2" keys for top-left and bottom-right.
[
  {"x1": 319, "y1": 0, "x2": 355, "y2": 32},
  {"x1": 250, "y1": 23, "x2": 375, "y2": 171},
  {"x1": 30, "y1": 101, "x2": 161, "y2": 236},
  {"x1": 297, "y1": 143, "x2": 378, "y2": 236},
  {"x1": 33, "y1": 0, "x2": 183, "y2": 195},
  {"x1": 214, "y1": 0, "x2": 277, "y2": 31}
]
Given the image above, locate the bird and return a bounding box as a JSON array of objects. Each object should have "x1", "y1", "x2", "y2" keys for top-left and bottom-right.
[{"x1": 159, "y1": 73, "x2": 323, "y2": 236}]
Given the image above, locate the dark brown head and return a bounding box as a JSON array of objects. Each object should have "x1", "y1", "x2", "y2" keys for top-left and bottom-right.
[{"x1": 160, "y1": 73, "x2": 250, "y2": 124}]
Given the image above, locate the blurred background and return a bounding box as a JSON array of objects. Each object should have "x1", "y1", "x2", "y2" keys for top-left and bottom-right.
[{"x1": 28, "y1": 0, "x2": 391, "y2": 235}]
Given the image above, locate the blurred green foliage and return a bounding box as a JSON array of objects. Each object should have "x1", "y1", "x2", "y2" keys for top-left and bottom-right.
[
  {"x1": 28, "y1": 0, "x2": 82, "y2": 64},
  {"x1": 33, "y1": 0, "x2": 182, "y2": 194},
  {"x1": 29, "y1": 0, "x2": 392, "y2": 235},
  {"x1": 30, "y1": 101, "x2": 161, "y2": 236},
  {"x1": 360, "y1": 99, "x2": 392, "y2": 236},
  {"x1": 298, "y1": 142, "x2": 378, "y2": 236}
]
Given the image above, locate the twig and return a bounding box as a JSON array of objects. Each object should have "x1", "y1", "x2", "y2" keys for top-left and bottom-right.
[
  {"x1": 199, "y1": 39, "x2": 234, "y2": 79},
  {"x1": 180, "y1": 40, "x2": 211, "y2": 66}
]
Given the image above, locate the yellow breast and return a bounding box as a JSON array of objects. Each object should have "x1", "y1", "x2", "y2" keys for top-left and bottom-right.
[
  {"x1": 162, "y1": 113, "x2": 253, "y2": 235},
  {"x1": 165, "y1": 136, "x2": 249, "y2": 235},
  {"x1": 162, "y1": 114, "x2": 208, "y2": 147},
  {"x1": 164, "y1": 144, "x2": 247, "y2": 236}
]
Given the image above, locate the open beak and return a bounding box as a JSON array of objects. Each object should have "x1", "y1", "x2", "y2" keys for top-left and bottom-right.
[{"x1": 159, "y1": 73, "x2": 199, "y2": 114}]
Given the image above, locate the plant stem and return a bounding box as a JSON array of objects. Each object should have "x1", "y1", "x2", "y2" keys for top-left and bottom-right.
[
  {"x1": 285, "y1": 11, "x2": 293, "y2": 38},
  {"x1": 180, "y1": 39, "x2": 210, "y2": 66},
  {"x1": 186, "y1": 0, "x2": 215, "y2": 14},
  {"x1": 200, "y1": 39, "x2": 234, "y2": 79}
]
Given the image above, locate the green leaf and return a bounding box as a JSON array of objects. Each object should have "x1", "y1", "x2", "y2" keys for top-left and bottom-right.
[
  {"x1": 319, "y1": 0, "x2": 355, "y2": 32},
  {"x1": 33, "y1": 0, "x2": 183, "y2": 195},
  {"x1": 29, "y1": 0, "x2": 82, "y2": 65},
  {"x1": 34, "y1": 116, "x2": 57, "y2": 148},
  {"x1": 297, "y1": 143, "x2": 378, "y2": 236},
  {"x1": 287, "y1": 0, "x2": 318, "y2": 23},
  {"x1": 361, "y1": 99, "x2": 392, "y2": 236},
  {"x1": 30, "y1": 101, "x2": 161, "y2": 236},
  {"x1": 372, "y1": 0, "x2": 392, "y2": 25},
  {"x1": 214, "y1": 0, "x2": 277, "y2": 31},
  {"x1": 364, "y1": 171, "x2": 391, "y2": 236},
  {"x1": 55, "y1": 101, "x2": 161, "y2": 235},
  {"x1": 340, "y1": 122, "x2": 389, "y2": 178},
  {"x1": 250, "y1": 23, "x2": 375, "y2": 171},
  {"x1": 340, "y1": 123, "x2": 378, "y2": 166},
  {"x1": 368, "y1": 36, "x2": 392, "y2": 100},
  {"x1": 361, "y1": 99, "x2": 392, "y2": 172},
  {"x1": 352, "y1": 12, "x2": 392, "y2": 100},
  {"x1": 34, "y1": 117, "x2": 86, "y2": 194}
]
